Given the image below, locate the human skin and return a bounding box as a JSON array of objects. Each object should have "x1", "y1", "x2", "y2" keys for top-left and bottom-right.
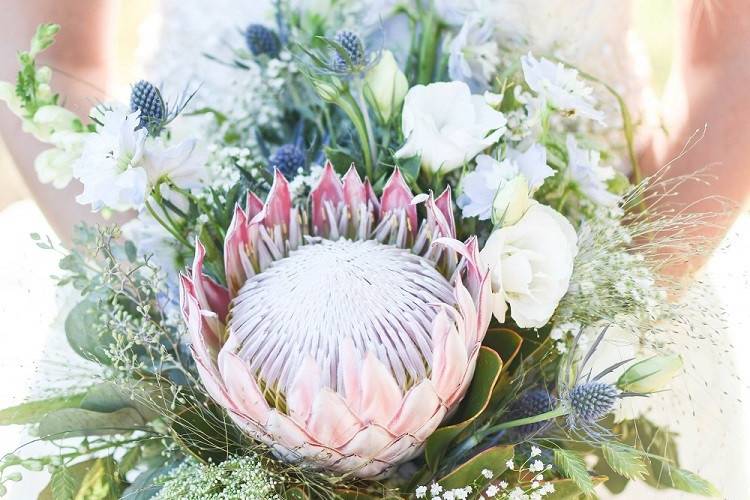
[
  {"x1": 638, "y1": 0, "x2": 750, "y2": 278},
  {"x1": 0, "y1": 0, "x2": 118, "y2": 244}
]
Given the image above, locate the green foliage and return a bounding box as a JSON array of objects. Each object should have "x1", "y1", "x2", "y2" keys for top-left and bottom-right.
[
  {"x1": 600, "y1": 443, "x2": 647, "y2": 480},
  {"x1": 38, "y1": 458, "x2": 123, "y2": 500},
  {"x1": 438, "y1": 445, "x2": 513, "y2": 491},
  {"x1": 37, "y1": 407, "x2": 145, "y2": 439},
  {"x1": 553, "y1": 448, "x2": 595, "y2": 496},
  {"x1": 0, "y1": 394, "x2": 86, "y2": 426},
  {"x1": 14, "y1": 23, "x2": 60, "y2": 118}
]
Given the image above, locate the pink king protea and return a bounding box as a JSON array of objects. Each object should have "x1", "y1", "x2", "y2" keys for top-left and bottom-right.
[{"x1": 179, "y1": 162, "x2": 491, "y2": 478}]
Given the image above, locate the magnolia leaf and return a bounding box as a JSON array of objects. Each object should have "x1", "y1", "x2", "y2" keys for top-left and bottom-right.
[
  {"x1": 438, "y1": 445, "x2": 514, "y2": 491},
  {"x1": 0, "y1": 393, "x2": 85, "y2": 425},
  {"x1": 81, "y1": 381, "x2": 161, "y2": 421},
  {"x1": 483, "y1": 327, "x2": 523, "y2": 371},
  {"x1": 554, "y1": 448, "x2": 594, "y2": 496},
  {"x1": 423, "y1": 347, "x2": 502, "y2": 470},
  {"x1": 38, "y1": 458, "x2": 122, "y2": 500},
  {"x1": 600, "y1": 442, "x2": 647, "y2": 480},
  {"x1": 37, "y1": 407, "x2": 144, "y2": 439}
]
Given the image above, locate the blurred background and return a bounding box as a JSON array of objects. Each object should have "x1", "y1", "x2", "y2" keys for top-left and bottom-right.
[{"x1": 1, "y1": 1, "x2": 748, "y2": 497}]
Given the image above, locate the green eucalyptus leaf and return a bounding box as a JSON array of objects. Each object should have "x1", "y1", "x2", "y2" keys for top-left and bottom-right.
[
  {"x1": 65, "y1": 299, "x2": 114, "y2": 365},
  {"x1": 37, "y1": 408, "x2": 145, "y2": 439},
  {"x1": 554, "y1": 448, "x2": 594, "y2": 496},
  {"x1": 81, "y1": 381, "x2": 161, "y2": 421},
  {"x1": 0, "y1": 393, "x2": 85, "y2": 425},
  {"x1": 423, "y1": 347, "x2": 503, "y2": 470},
  {"x1": 438, "y1": 445, "x2": 514, "y2": 491}
]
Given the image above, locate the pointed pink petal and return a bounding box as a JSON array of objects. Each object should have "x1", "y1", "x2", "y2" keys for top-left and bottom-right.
[
  {"x1": 431, "y1": 311, "x2": 469, "y2": 403},
  {"x1": 224, "y1": 205, "x2": 251, "y2": 296},
  {"x1": 217, "y1": 350, "x2": 270, "y2": 422},
  {"x1": 342, "y1": 163, "x2": 367, "y2": 223},
  {"x1": 306, "y1": 388, "x2": 363, "y2": 448},
  {"x1": 388, "y1": 380, "x2": 441, "y2": 435},
  {"x1": 180, "y1": 274, "x2": 221, "y2": 355},
  {"x1": 435, "y1": 186, "x2": 456, "y2": 237},
  {"x1": 338, "y1": 425, "x2": 394, "y2": 459},
  {"x1": 381, "y1": 169, "x2": 417, "y2": 236},
  {"x1": 262, "y1": 170, "x2": 292, "y2": 230},
  {"x1": 191, "y1": 346, "x2": 231, "y2": 407},
  {"x1": 434, "y1": 236, "x2": 484, "y2": 298},
  {"x1": 310, "y1": 160, "x2": 344, "y2": 236},
  {"x1": 286, "y1": 356, "x2": 321, "y2": 424},
  {"x1": 340, "y1": 338, "x2": 363, "y2": 412},
  {"x1": 266, "y1": 410, "x2": 316, "y2": 449},
  {"x1": 190, "y1": 241, "x2": 226, "y2": 336},
  {"x1": 202, "y1": 274, "x2": 229, "y2": 322},
  {"x1": 358, "y1": 352, "x2": 404, "y2": 425},
  {"x1": 246, "y1": 191, "x2": 264, "y2": 219}
]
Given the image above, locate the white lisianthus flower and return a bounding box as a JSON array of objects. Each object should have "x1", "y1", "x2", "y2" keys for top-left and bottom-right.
[
  {"x1": 480, "y1": 201, "x2": 578, "y2": 328},
  {"x1": 448, "y1": 14, "x2": 500, "y2": 92},
  {"x1": 521, "y1": 53, "x2": 604, "y2": 124},
  {"x1": 458, "y1": 144, "x2": 553, "y2": 221},
  {"x1": 364, "y1": 50, "x2": 408, "y2": 123},
  {"x1": 566, "y1": 135, "x2": 620, "y2": 206},
  {"x1": 74, "y1": 108, "x2": 148, "y2": 211},
  {"x1": 395, "y1": 81, "x2": 506, "y2": 173}
]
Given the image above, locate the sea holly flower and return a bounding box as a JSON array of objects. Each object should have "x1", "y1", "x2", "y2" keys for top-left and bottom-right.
[
  {"x1": 395, "y1": 81, "x2": 506, "y2": 174},
  {"x1": 180, "y1": 163, "x2": 491, "y2": 477},
  {"x1": 521, "y1": 53, "x2": 604, "y2": 124},
  {"x1": 480, "y1": 201, "x2": 577, "y2": 328},
  {"x1": 244, "y1": 24, "x2": 281, "y2": 58}
]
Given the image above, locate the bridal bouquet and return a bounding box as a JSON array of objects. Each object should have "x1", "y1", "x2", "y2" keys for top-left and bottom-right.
[{"x1": 0, "y1": 4, "x2": 720, "y2": 499}]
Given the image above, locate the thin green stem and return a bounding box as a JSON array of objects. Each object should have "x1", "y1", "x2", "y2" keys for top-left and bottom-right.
[
  {"x1": 145, "y1": 199, "x2": 192, "y2": 249},
  {"x1": 335, "y1": 91, "x2": 374, "y2": 178},
  {"x1": 417, "y1": 10, "x2": 441, "y2": 84}
]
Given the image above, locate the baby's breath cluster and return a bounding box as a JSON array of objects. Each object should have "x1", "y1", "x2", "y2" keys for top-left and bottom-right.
[{"x1": 155, "y1": 456, "x2": 283, "y2": 500}]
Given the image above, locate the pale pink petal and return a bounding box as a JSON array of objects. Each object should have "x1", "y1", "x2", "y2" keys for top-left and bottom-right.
[
  {"x1": 224, "y1": 205, "x2": 251, "y2": 295},
  {"x1": 246, "y1": 191, "x2": 264, "y2": 219},
  {"x1": 217, "y1": 350, "x2": 270, "y2": 422},
  {"x1": 310, "y1": 160, "x2": 344, "y2": 236},
  {"x1": 364, "y1": 179, "x2": 381, "y2": 219},
  {"x1": 306, "y1": 388, "x2": 363, "y2": 448},
  {"x1": 340, "y1": 338, "x2": 363, "y2": 412},
  {"x1": 381, "y1": 169, "x2": 417, "y2": 236},
  {"x1": 265, "y1": 409, "x2": 317, "y2": 450},
  {"x1": 435, "y1": 186, "x2": 456, "y2": 237},
  {"x1": 431, "y1": 314, "x2": 469, "y2": 403},
  {"x1": 286, "y1": 356, "x2": 322, "y2": 424},
  {"x1": 413, "y1": 406, "x2": 447, "y2": 441},
  {"x1": 201, "y1": 274, "x2": 229, "y2": 322},
  {"x1": 180, "y1": 279, "x2": 220, "y2": 358},
  {"x1": 191, "y1": 346, "x2": 231, "y2": 407},
  {"x1": 338, "y1": 425, "x2": 394, "y2": 459},
  {"x1": 388, "y1": 380, "x2": 441, "y2": 435},
  {"x1": 358, "y1": 352, "x2": 404, "y2": 425},
  {"x1": 453, "y1": 275, "x2": 479, "y2": 347},
  {"x1": 262, "y1": 170, "x2": 292, "y2": 230},
  {"x1": 342, "y1": 164, "x2": 366, "y2": 211}
]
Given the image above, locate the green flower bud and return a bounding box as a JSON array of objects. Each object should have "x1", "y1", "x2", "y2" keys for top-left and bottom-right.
[
  {"x1": 617, "y1": 354, "x2": 683, "y2": 393},
  {"x1": 312, "y1": 77, "x2": 344, "y2": 103},
  {"x1": 364, "y1": 50, "x2": 408, "y2": 123},
  {"x1": 491, "y1": 175, "x2": 531, "y2": 227}
]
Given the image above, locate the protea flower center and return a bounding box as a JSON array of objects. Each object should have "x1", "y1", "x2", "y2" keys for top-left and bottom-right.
[
  {"x1": 231, "y1": 238, "x2": 455, "y2": 396},
  {"x1": 180, "y1": 163, "x2": 492, "y2": 477}
]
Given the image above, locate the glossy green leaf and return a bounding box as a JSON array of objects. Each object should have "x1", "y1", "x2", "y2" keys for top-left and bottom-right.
[
  {"x1": 483, "y1": 328, "x2": 523, "y2": 371},
  {"x1": 65, "y1": 299, "x2": 114, "y2": 365},
  {"x1": 37, "y1": 408, "x2": 144, "y2": 439},
  {"x1": 424, "y1": 347, "x2": 502, "y2": 470},
  {"x1": 0, "y1": 393, "x2": 85, "y2": 425},
  {"x1": 438, "y1": 445, "x2": 514, "y2": 491}
]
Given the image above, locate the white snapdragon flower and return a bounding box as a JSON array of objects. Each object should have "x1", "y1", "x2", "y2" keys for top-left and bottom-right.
[
  {"x1": 521, "y1": 53, "x2": 604, "y2": 123},
  {"x1": 458, "y1": 144, "x2": 553, "y2": 222},
  {"x1": 480, "y1": 202, "x2": 578, "y2": 329},
  {"x1": 565, "y1": 135, "x2": 619, "y2": 207},
  {"x1": 448, "y1": 14, "x2": 500, "y2": 93},
  {"x1": 74, "y1": 108, "x2": 148, "y2": 211},
  {"x1": 34, "y1": 131, "x2": 84, "y2": 188},
  {"x1": 395, "y1": 81, "x2": 506, "y2": 173}
]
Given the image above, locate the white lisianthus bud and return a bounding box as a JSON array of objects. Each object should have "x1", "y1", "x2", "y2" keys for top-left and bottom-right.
[
  {"x1": 364, "y1": 50, "x2": 408, "y2": 123},
  {"x1": 491, "y1": 175, "x2": 531, "y2": 226},
  {"x1": 617, "y1": 355, "x2": 683, "y2": 393}
]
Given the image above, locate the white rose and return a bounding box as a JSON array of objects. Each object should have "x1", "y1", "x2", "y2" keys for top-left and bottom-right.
[
  {"x1": 395, "y1": 81, "x2": 506, "y2": 173},
  {"x1": 364, "y1": 50, "x2": 408, "y2": 124},
  {"x1": 480, "y1": 202, "x2": 578, "y2": 328}
]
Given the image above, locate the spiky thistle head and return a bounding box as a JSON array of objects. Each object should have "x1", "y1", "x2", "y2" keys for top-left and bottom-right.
[
  {"x1": 504, "y1": 388, "x2": 555, "y2": 439},
  {"x1": 331, "y1": 30, "x2": 366, "y2": 72},
  {"x1": 565, "y1": 381, "x2": 619, "y2": 428},
  {"x1": 244, "y1": 24, "x2": 281, "y2": 57},
  {"x1": 269, "y1": 144, "x2": 305, "y2": 178},
  {"x1": 130, "y1": 80, "x2": 165, "y2": 134}
]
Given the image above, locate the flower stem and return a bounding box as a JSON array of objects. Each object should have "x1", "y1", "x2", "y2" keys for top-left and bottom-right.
[
  {"x1": 417, "y1": 10, "x2": 441, "y2": 85},
  {"x1": 335, "y1": 90, "x2": 374, "y2": 179}
]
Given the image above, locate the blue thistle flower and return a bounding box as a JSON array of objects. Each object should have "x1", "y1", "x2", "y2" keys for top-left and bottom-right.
[
  {"x1": 331, "y1": 30, "x2": 365, "y2": 71},
  {"x1": 505, "y1": 388, "x2": 555, "y2": 439},
  {"x1": 269, "y1": 144, "x2": 305, "y2": 177},
  {"x1": 566, "y1": 381, "x2": 619, "y2": 427},
  {"x1": 130, "y1": 80, "x2": 165, "y2": 133},
  {"x1": 244, "y1": 24, "x2": 281, "y2": 57}
]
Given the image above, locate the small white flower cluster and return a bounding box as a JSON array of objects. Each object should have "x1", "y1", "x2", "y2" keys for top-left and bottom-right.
[
  {"x1": 549, "y1": 321, "x2": 581, "y2": 354},
  {"x1": 416, "y1": 449, "x2": 555, "y2": 500},
  {"x1": 204, "y1": 143, "x2": 252, "y2": 190},
  {"x1": 288, "y1": 163, "x2": 325, "y2": 204}
]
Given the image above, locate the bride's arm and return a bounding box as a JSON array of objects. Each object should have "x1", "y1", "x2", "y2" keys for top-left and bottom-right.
[
  {"x1": 640, "y1": 0, "x2": 750, "y2": 277},
  {"x1": 0, "y1": 0, "x2": 117, "y2": 244}
]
